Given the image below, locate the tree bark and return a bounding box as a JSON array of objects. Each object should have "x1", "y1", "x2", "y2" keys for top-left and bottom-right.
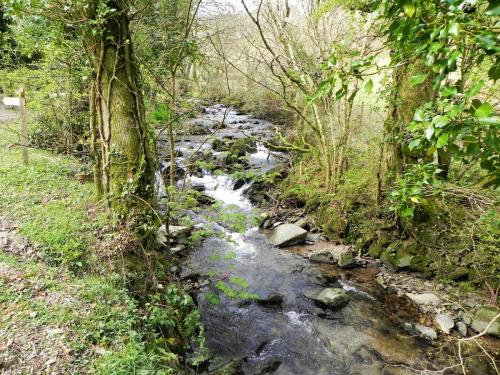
[{"x1": 88, "y1": 0, "x2": 156, "y2": 214}]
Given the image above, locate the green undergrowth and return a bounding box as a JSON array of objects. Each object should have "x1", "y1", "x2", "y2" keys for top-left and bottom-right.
[
  {"x1": 279, "y1": 148, "x2": 499, "y2": 293},
  {"x1": 0, "y1": 125, "x2": 101, "y2": 269},
  {"x1": 0, "y1": 124, "x2": 203, "y2": 373},
  {"x1": 280, "y1": 149, "x2": 380, "y2": 238}
]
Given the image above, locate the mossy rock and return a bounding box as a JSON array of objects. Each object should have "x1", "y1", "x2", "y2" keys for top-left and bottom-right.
[
  {"x1": 378, "y1": 234, "x2": 391, "y2": 247},
  {"x1": 448, "y1": 267, "x2": 469, "y2": 281},
  {"x1": 369, "y1": 242, "x2": 384, "y2": 258},
  {"x1": 395, "y1": 248, "x2": 414, "y2": 268},
  {"x1": 380, "y1": 250, "x2": 398, "y2": 272},
  {"x1": 228, "y1": 138, "x2": 257, "y2": 157},
  {"x1": 409, "y1": 254, "x2": 432, "y2": 274},
  {"x1": 385, "y1": 240, "x2": 401, "y2": 254}
]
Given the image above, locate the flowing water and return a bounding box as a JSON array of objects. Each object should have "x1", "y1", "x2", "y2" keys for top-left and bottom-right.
[{"x1": 162, "y1": 105, "x2": 439, "y2": 375}]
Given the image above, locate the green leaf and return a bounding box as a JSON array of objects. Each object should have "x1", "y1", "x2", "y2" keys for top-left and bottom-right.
[
  {"x1": 400, "y1": 207, "x2": 414, "y2": 218},
  {"x1": 414, "y1": 109, "x2": 425, "y2": 122},
  {"x1": 364, "y1": 79, "x2": 374, "y2": 94},
  {"x1": 448, "y1": 22, "x2": 459, "y2": 37},
  {"x1": 440, "y1": 86, "x2": 457, "y2": 97},
  {"x1": 478, "y1": 116, "x2": 500, "y2": 126},
  {"x1": 408, "y1": 139, "x2": 421, "y2": 151},
  {"x1": 403, "y1": 2, "x2": 416, "y2": 17},
  {"x1": 475, "y1": 103, "x2": 493, "y2": 118},
  {"x1": 465, "y1": 80, "x2": 484, "y2": 97},
  {"x1": 436, "y1": 133, "x2": 449, "y2": 148},
  {"x1": 488, "y1": 62, "x2": 500, "y2": 81},
  {"x1": 432, "y1": 115, "x2": 449, "y2": 128},
  {"x1": 425, "y1": 125, "x2": 434, "y2": 140},
  {"x1": 487, "y1": 1, "x2": 500, "y2": 16},
  {"x1": 409, "y1": 73, "x2": 428, "y2": 86}
]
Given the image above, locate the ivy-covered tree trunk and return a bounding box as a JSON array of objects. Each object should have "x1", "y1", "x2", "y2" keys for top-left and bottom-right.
[
  {"x1": 383, "y1": 61, "x2": 434, "y2": 181},
  {"x1": 88, "y1": 1, "x2": 156, "y2": 214}
]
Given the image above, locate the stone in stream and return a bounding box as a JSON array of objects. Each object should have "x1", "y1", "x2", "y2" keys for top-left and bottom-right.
[
  {"x1": 305, "y1": 233, "x2": 321, "y2": 244},
  {"x1": 434, "y1": 313, "x2": 454, "y2": 334},
  {"x1": 257, "y1": 294, "x2": 283, "y2": 308},
  {"x1": 337, "y1": 251, "x2": 356, "y2": 268},
  {"x1": 269, "y1": 224, "x2": 307, "y2": 247},
  {"x1": 157, "y1": 225, "x2": 192, "y2": 248},
  {"x1": 309, "y1": 251, "x2": 334, "y2": 264},
  {"x1": 414, "y1": 324, "x2": 438, "y2": 341},
  {"x1": 306, "y1": 288, "x2": 350, "y2": 309},
  {"x1": 406, "y1": 292, "x2": 441, "y2": 306},
  {"x1": 471, "y1": 307, "x2": 500, "y2": 337}
]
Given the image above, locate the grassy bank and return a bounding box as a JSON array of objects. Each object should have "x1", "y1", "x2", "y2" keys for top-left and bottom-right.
[{"x1": 0, "y1": 121, "x2": 201, "y2": 374}]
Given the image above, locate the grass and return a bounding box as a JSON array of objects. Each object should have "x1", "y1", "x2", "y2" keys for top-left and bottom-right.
[
  {"x1": 0, "y1": 121, "x2": 198, "y2": 374},
  {"x1": 0, "y1": 123, "x2": 102, "y2": 268}
]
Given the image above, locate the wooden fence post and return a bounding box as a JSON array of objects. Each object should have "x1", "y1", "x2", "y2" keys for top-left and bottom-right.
[{"x1": 19, "y1": 88, "x2": 28, "y2": 165}]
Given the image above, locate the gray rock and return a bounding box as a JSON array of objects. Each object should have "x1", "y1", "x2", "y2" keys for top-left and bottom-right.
[
  {"x1": 471, "y1": 307, "x2": 500, "y2": 337},
  {"x1": 269, "y1": 224, "x2": 307, "y2": 247},
  {"x1": 338, "y1": 251, "x2": 356, "y2": 268},
  {"x1": 414, "y1": 324, "x2": 437, "y2": 340},
  {"x1": 434, "y1": 313, "x2": 454, "y2": 334},
  {"x1": 456, "y1": 321, "x2": 468, "y2": 337},
  {"x1": 406, "y1": 292, "x2": 441, "y2": 306},
  {"x1": 463, "y1": 295, "x2": 479, "y2": 309},
  {"x1": 307, "y1": 288, "x2": 350, "y2": 309},
  {"x1": 459, "y1": 311, "x2": 472, "y2": 325},
  {"x1": 257, "y1": 294, "x2": 283, "y2": 307},
  {"x1": 306, "y1": 233, "x2": 321, "y2": 245},
  {"x1": 309, "y1": 251, "x2": 333, "y2": 264}
]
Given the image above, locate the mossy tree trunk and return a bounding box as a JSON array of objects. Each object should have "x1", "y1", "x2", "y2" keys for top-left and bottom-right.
[
  {"x1": 383, "y1": 61, "x2": 434, "y2": 182},
  {"x1": 87, "y1": 1, "x2": 156, "y2": 214}
]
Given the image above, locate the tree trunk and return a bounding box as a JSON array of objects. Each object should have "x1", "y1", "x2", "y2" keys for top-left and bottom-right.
[
  {"x1": 88, "y1": 1, "x2": 156, "y2": 214},
  {"x1": 383, "y1": 61, "x2": 433, "y2": 182}
]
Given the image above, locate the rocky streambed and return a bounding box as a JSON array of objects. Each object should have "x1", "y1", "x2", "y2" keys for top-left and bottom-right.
[{"x1": 157, "y1": 104, "x2": 499, "y2": 374}]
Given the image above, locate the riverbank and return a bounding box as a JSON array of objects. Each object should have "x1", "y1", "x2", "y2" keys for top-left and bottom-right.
[
  {"x1": 165, "y1": 103, "x2": 499, "y2": 374},
  {"x1": 0, "y1": 107, "x2": 200, "y2": 374}
]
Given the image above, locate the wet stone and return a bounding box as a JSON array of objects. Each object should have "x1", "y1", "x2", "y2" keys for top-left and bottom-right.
[
  {"x1": 406, "y1": 292, "x2": 441, "y2": 306},
  {"x1": 414, "y1": 324, "x2": 437, "y2": 341},
  {"x1": 269, "y1": 224, "x2": 307, "y2": 247},
  {"x1": 306, "y1": 288, "x2": 350, "y2": 309},
  {"x1": 434, "y1": 313, "x2": 454, "y2": 334},
  {"x1": 309, "y1": 251, "x2": 333, "y2": 264}
]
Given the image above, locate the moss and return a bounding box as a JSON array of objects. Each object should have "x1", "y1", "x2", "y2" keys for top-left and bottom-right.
[
  {"x1": 369, "y1": 242, "x2": 384, "y2": 258},
  {"x1": 380, "y1": 250, "x2": 398, "y2": 272}
]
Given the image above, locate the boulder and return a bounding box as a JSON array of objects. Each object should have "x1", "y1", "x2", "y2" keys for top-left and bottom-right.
[
  {"x1": 380, "y1": 250, "x2": 398, "y2": 272},
  {"x1": 257, "y1": 294, "x2": 283, "y2": 308},
  {"x1": 307, "y1": 288, "x2": 350, "y2": 309},
  {"x1": 228, "y1": 138, "x2": 257, "y2": 158},
  {"x1": 471, "y1": 307, "x2": 500, "y2": 337},
  {"x1": 338, "y1": 251, "x2": 356, "y2": 269},
  {"x1": 157, "y1": 225, "x2": 193, "y2": 247},
  {"x1": 406, "y1": 292, "x2": 441, "y2": 306},
  {"x1": 434, "y1": 313, "x2": 454, "y2": 334},
  {"x1": 309, "y1": 251, "x2": 333, "y2": 264},
  {"x1": 269, "y1": 224, "x2": 307, "y2": 247},
  {"x1": 414, "y1": 324, "x2": 437, "y2": 341}
]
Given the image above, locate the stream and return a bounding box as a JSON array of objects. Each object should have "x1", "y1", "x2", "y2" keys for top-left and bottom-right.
[{"x1": 160, "y1": 105, "x2": 438, "y2": 375}]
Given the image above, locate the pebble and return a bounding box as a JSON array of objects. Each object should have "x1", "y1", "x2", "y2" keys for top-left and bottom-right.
[
  {"x1": 456, "y1": 321, "x2": 468, "y2": 337},
  {"x1": 434, "y1": 313, "x2": 454, "y2": 334}
]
